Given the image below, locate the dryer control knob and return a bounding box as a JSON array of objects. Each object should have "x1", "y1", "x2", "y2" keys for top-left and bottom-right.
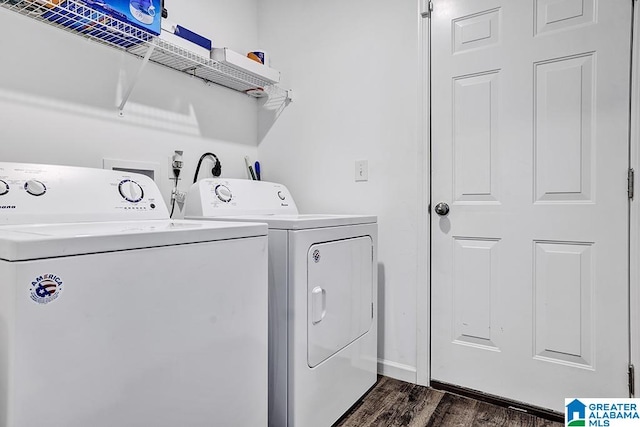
[
  {"x1": 0, "y1": 180, "x2": 8, "y2": 196},
  {"x1": 24, "y1": 179, "x2": 46, "y2": 196},
  {"x1": 118, "y1": 179, "x2": 144, "y2": 203},
  {"x1": 215, "y1": 185, "x2": 232, "y2": 203},
  {"x1": 277, "y1": 191, "x2": 286, "y2": 201}
]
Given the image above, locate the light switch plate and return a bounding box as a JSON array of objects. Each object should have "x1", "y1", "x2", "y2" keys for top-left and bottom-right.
[{"x1": 355, "y1": 160, "x2": 368, "y2": 182}]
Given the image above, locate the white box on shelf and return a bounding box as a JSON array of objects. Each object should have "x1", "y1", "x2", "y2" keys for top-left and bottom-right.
[{"x1": 211, "y1": 48, "x2": 280, "y2": 85}]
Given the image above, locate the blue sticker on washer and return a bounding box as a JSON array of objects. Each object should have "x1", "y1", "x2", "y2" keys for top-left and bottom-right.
[{"x1": 30, "y1": 274, "x2": 64, "y2": 305}]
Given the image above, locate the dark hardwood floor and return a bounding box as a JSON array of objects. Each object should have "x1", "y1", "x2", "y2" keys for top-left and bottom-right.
[{"x1": 334, "y1": 376, "x2": 564, "y2": 427}]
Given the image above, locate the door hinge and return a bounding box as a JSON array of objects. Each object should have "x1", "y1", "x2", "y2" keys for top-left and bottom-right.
[
  {"x1": 371, "y1": 302, "x2": 374, "y2": 319},
  {"x1": 629, "y1": 168, "x2": 635, "y2": 200},
  {"x1": 630, "y1": 364, "x2": 635, "y2": 397},
  {"x1": 421, "y1": 0, "x2": 433, "y2": 18}
]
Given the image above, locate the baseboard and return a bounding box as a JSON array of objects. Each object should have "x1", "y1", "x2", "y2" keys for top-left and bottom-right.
[{"x1": 377, "y1": 358, "x2": 417, "y2": 383}]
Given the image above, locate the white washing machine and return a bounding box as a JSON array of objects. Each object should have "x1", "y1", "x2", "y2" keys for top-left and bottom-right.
[
  {"x1": 185, "y1": 179, "x2": 378, "y2": 427},
  {"x1": 0, "y1": 163, "x2": 268, "y2": 427}
]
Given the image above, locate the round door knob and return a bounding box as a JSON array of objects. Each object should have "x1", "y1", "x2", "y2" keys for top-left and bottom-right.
[{"x1": 434, "y1": 202, "x2": 450, "y2": 216}]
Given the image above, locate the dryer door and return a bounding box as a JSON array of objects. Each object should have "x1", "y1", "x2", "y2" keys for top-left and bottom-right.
[{"x1": 307, "y1": 236, "x2": 373, "y2": 367}]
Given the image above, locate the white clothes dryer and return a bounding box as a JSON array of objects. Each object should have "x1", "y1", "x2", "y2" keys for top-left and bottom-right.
[
  {"x1": 0, "y1": 163, "x2": 268, "y2": 427},
  {"x1": 185, "y1": 179, "x2": 378, "y2": 427}
]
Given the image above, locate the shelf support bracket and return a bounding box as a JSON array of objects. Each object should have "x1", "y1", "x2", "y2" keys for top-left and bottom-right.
[{"x1": 118, "y1": 43, "x2": 156, "y2": 116}]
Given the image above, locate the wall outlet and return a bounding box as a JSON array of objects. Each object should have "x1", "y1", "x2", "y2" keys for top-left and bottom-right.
[
  {"x1": 168, "y1": 156, "x2": 183, "y2": 180},
  {"x1": 355, "y1": 160, "x2": 368, "y2": 182}
]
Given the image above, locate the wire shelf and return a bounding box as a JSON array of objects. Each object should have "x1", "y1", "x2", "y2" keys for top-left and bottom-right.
[{"x1": 0, "y1": 0, "x2": 289, "y2": 103}]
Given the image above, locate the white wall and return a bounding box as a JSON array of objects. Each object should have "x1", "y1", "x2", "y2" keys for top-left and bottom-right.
[
  {"x1": 257, "y1": 0, "x2": 424, "y2": 380},
  {"x1": 0, "y1": 0, "x2": 261, "y2": 212}
]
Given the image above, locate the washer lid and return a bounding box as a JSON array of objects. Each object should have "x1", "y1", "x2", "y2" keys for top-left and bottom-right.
[
  {"x1": 186, "y1": 214, "x2": 377, "y2": 230},
  {"x1": 0, "y1": 219, "x2": 267, "y2": 261}
]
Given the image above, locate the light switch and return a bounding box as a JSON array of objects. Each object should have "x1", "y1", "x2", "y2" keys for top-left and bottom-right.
[{"x1": 355, "y1": 160, "x2": 368, "y2": 182}]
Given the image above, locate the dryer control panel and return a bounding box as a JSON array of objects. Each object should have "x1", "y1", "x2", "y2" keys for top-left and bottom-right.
[
  {"x1": 0, "y1": 162, "x2": 168, "y2": 225},
  {"x1": 185, "y1": 178, "x2": 299, "y2": 217}
]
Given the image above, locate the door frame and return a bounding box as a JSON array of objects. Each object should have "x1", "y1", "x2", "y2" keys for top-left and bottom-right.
[
  {"x1": 630, "y1": 0, "x2": 639, "y2": 397},
  {"x1": 417, "y1": 1, "x2": 639, "y2": 394},
  {"x1": 416, "y1": 4, "x2": 431, "y2": 387}
]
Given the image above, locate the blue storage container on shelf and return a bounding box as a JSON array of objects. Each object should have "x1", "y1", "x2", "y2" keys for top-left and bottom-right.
[{"x1": 40, "y1": 0, "x2": 159, "y2": 49}]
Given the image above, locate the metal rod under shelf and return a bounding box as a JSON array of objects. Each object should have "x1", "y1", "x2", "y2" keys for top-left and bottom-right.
[{"x1": 118, "y1": 43, "x2": 155, "y2": 115}]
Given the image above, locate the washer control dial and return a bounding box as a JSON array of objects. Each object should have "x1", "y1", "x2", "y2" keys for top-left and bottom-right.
[
  {"x1": 118, "y1": 179, "x2": 144, "y2": 203},
  {"x1": 215, "y1": 184, "x2": 232, "y2": 203},
  {"x1": 277, "y1": 191, "x2": 286, "y2": 201},
  {"x1": 0, "y1": 180, "x2": 8, "y2": 196},
  {"x1": 24, "y1": 179, "x2": 46, "y2": 196}
]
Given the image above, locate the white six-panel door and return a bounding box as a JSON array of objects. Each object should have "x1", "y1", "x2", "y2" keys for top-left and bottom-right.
[{"x1": 430, "y1": 0, "x2": 632, "y2": 412}]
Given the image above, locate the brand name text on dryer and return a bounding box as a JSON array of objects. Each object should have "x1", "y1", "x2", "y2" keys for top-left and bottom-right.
[{"x1": 0, "y1": 206, "x2": 16, "y2": 209}]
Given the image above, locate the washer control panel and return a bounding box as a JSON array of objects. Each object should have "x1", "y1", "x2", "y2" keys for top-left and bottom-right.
[{"x1": 0, "y1": 162, "x2": 168, "y2": 225}]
